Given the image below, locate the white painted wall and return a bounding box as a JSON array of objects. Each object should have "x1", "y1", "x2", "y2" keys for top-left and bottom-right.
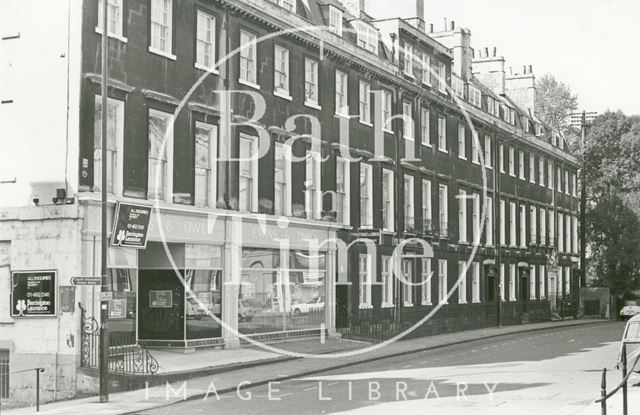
[{"x1": 0, "y1": 0, "x2": 82, "y2": 208}]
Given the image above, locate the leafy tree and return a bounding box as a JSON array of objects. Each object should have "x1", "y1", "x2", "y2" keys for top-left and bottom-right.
[
  {"x1": 535, "y1": 73, "x2": 579, "y2": 144},
  {"x1": 583, "y1": 111, "x2": 640, "y2": 294}
]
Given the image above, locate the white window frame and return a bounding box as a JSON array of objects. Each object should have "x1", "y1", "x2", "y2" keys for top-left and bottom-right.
[
  {"x1": 572, "y1": 173, "x2": 578, "y2": 197},
  {"x1": 509, "y1": 264, "x2": 516, "y2": 301},
  {"x1": 469, "y1": 85, "x2": 481, "y2": 107},
  {"x1": 335, "y1": 70, "x2": 349, "y2": 116},
  {"x1": 305, "y1": 151, "x2": 322, "y2": 220},
  {"x1": 97, "y1": 0, "x2": 125, "y2": 41},
  {"x1": 508, "y1": 146, "x2": 515, "y2": 176},
  {"x1": 457, "y1": 261, "x2": 467, "y2": 304},
  {"x1": 238, "y1": 134, "x2": 258, "y2": 212},
  {"x1": 499, "y1": 199, "x2": 506, "y2": 245},
  {"x1": 519, "y1": 204, "x2": 527, "y2": 248},
  {"x1": 359, "y1": 80, "x2": 371, "y2": 125},
  {"x1": 438, "y1": 62, "x2": 446, "y2": 94},
  {"x1": 539, "y1": 157, "x2": 545, "y2": 186},
  {"x1": 549, "y1": 209, "x2": 556, "y2": 247},
  {"x1": 422, "y1": 179, "x2": 432, "y2": 233},
  {"x1": 458, "y1": 189, "x2": 468, "y2": 243},
  {"x1": 93, "y1": 96, "x2": 124, "y2": 197},
  {"x1": 484, "y1": 135, "x2": 492, "y2": 168},
  {"x1": 421, "y1": 107, "x2": 430, "y2": 146},
  {"x1": 437, "y1": 116, "x2": 447, "y2": 152},
  {"x1": 360, "y1": 162, "x2": 373, "y2": 228},
  {"x1": 548, "y1": 161, "x2": 554, "y2": 189},
  {"x1": 273, "y1": 44, "x2": 291, "y2": 98},
  {"x1": 471, "y1": 132, "x2": 479, "y2": 164},
  {"x1": 403, "y1": 259, "x2": 414, "y2": 307},
  {"x1": 564, "y1": 170, "x2": 570, "y2": 195},
  {"x1": 458, "y1": 123, "x2": 466, "y2": 160},
  {"x1": 381, "y1": 89, "x2": 393, "y2": 132},
  {"x1": 540, "y1": 207, "x2": 547, "y2": 245},
  {"x1": 404, "y1": 174, "x2": 415, "y2": 231},
  {"x1": 530, "y1": 205, "x2": 537, "y2": 245},
  {"x1": 472, "y1": 262, "x2": 480, "y2": 303},
  {"x1": 359, "y1": 253, "x2": 372, "y2": 308},
  {"x1": 421, "y1": 258, "x2": 432, "y2": 305},
  {"x1": 472, "y1": 193, "x2": 480, "y2": 245},
  {"x1": 439, "y1": 184, "x2": 448, "y2": 237},
  {"x1": 539, "y1": 265, "x2": 546, "y2": 299},
  {"x1": 518, "y1": 150, "x2": 525, "y2": 180},
  {"x1": 438, "y1": 259, "x2": 448, "y2": 304},
  {"x1": 194, "y1": 122, "x2": 218, "y2": 208},
  {"x1": 274, "y1": 142, "x2": 292, "y2": 216},
  {"x1": 147, "y1": 108, "x2": 174, "y2": 202},
  {"x1": 558, "y1": 212, "x2": 564, "y2": 252},
  {"x1": 239, "y1": 30, "x2": 258, "y2": 87},
  {"x1": 304, "y1": 58, "x2": 319, "y2": 108},
  {"x1": 404, "y1": 43, "x2": 414, "y2": 77},
  {"x1": 272, "y1": 0, "x2": 296, "y2": 12},
  {"x1": 356, "y1": 21, "x2": 378, "y2": 54},
  {"x1": 573, "y1": 215, "x2": 579, "y2": 253},
  {"x1": 509, "y1": 201, "x2": 517, "y2": 247},
  {"x1": 422, "y1": 54, "x2": 431, "y2": 86},
  {"x1": 403, "y1": 101, "x2": 414, "y2": 139},
  {"x1": 382, "y1": 256, "x2": 393, "y2": 307},
  {"x1": 530, "y1": 266, "x2": 537, "y2": 300},
  {"x1": 336, "y1": 157, "x2": 350, "y2": 225},
  {"x1": 529, "y1": 153, "x2": 536, "y2": 183},
  {"x1": 328, "y1": 6, "x2": 343, "y2": 36},
  {"x1": 566, "y1": 212, "x2": 572, "y2": 254},
  {"x1": 382, "y1": 168, "x2": 394, "y2": 231},
  {"x1": 485, "y1": 196, "x2": 494, "y2": 246},
  {"x1": 499, "y1": 264, "x2": 505, "y2": 302},
  {"x1": 499, "y1": 143, "x2": 505, "y2": 173},
  {"x1": 149, "y1": 0, "x2": 174, "y2": 58},
  {"x1": 195, "y1": 10, "x2": 216, "y2": 70}
]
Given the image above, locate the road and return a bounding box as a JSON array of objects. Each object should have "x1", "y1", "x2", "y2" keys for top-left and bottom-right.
[{"x1": 138, "y1": 322, "x2": 638, "y2": 415}]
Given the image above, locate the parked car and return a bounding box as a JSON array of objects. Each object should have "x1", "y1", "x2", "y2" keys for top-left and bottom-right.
[
  {"x1": 291, "y1": 297, "x2": 324, "y2": 314},
  {"x1": 616, "y1": 314, "x2": 640, "y2": 372},
  {"x1": 620, "y1": 305, "x2": 640, "y2": 320}
]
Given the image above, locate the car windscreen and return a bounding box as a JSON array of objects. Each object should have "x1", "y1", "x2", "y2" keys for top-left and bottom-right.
[{"x1": 624, "y1": 322, "x2": 640, "y2": 341}]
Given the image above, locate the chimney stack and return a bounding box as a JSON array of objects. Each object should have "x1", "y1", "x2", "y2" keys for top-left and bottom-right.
[
  {"x1": 450, "y1": 20, "x2": 455, "y2": 30},
  {"x1": 528, "y1": 65, "x2": 533, "y2": 74},
  {"x1": 416, "y1": 0, "x2": 425, "y2": 24},
  {"x1": 484, "y1": 47, "x2": 489, "y2": 57},
  {"x1": 493, "y1": 47, "x2": 497, "y2": 57},
  {"x1": 429, "y1": 23, "x2": 434, "y2": 33}
]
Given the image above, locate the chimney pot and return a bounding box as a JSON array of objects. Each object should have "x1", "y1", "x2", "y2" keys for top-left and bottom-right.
[
  {"x1": 429, "y1": 23, "x2": 434, "y2": 33},
  {"x1": 528, "y1": 65, "x2": 533, "y2": 74},
  {"x1": 523, "y1": 65, "x2": 527, "y2": 74},
  {"x1": 484, "y1": 47, "x2": 489, "y2": 57},
  {"x1": 509, "y1": 66, "x2": 513, "y2": 75},
  {"x1": 493, "y1": 47, "x2": 497, "y2": 57},
  {"x1": 451, "y1": 21, "x2": 455, "y2": 30},
  {"x1": 444, "y1": 17, "x2": 447, "y2": 31}
]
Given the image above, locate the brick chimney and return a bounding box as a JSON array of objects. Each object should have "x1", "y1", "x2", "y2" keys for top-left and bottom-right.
[
  {"x1": 472, "y1": 46, "x2": 506, "y2": 95},
  {"x1": 505, "y1": 66, "x2": 536, "y2": 116},
  {"x1": 430, "y1": 25, "x2": 473, "y2": 82}
]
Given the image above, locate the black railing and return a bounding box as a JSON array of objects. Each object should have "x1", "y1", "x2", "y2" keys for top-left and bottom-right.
[
  {"x1": 595, "y1": 343, "x2": 640, "y2": 415},
  {"x1": 80, "y1": 306, "x2": 158, "y2": 375}
]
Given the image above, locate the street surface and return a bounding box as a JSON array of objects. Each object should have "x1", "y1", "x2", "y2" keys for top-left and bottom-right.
[{"x1": 138, "y1": 322, "x2": 638, "y2": 415}]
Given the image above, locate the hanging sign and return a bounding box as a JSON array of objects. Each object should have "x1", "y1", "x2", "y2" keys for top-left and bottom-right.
[
  {"x1": 11, "y1": 270, "x2": 56, "y2": 317},
  {"x1": 111, "y1": 202, "x2": 152, "y2": 248}
]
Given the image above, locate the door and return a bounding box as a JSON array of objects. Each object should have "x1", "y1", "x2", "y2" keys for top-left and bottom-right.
[
  {"x1": 137, "y1": 269, "x2": 185, "y2": 341},
  {"x1": 520, "y1": 268, "x2": 529, "y2": 313}
]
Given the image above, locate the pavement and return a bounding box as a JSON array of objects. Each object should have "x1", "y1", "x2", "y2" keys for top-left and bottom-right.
[{"x1": 2, "y1": 319, "x2": 617, "y2": 415}]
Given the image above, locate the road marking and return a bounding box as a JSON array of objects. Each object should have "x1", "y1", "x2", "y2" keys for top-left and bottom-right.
[
  {"x1": 403, "y1": 364, "x2": 412, "y2": 368},
  {"x1": 280, "y1": 392, "x2": 293, "y2": 398},
  {"x1": 303, "y1": 386, "x2": 318, "y2": 392},
  {"x1": 328, "y1": 382, "x2": 339, "y2": 386}
]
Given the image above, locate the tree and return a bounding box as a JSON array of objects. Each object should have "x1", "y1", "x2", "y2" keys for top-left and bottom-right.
[
  {"x1": 535, "y1": 73, "x2": 579, "y2": 144},
  {"x1": 583, "y1": 111, "x2": 640, "y2": 294}
]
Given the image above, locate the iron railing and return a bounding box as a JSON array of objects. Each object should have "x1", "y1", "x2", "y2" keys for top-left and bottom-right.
[{"x1": 595, "y1": 343, "x2": 640, "y2": 415}]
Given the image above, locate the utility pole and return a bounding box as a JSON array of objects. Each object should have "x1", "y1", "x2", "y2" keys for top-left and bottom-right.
[
  {"x1": 99, "y1": 0, "x2": 109, "y2": 402},
  {"x1": 570, "y1": 111, "x2": 596, "y2": 289}
]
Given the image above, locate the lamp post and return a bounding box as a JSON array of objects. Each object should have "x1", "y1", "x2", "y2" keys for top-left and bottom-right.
[{"x1": 99, "y1": 0, "x2": 110, "y2": 402}]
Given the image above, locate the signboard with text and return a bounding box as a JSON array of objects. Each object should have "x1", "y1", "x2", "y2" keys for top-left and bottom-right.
[
  {"x1": 149, "y1": 290, "x2": 173, "y2": 308},
  {"x1": 111, "y1": 202, "x2": 152, "y2": 248},
  {"x1": 11, "y1": 270, "x2": 56, "y2": 317}
]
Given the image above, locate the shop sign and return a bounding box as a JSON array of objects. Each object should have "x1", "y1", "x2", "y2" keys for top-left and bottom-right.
[
  {"x1": 108, "y1": 299, "x2": 127, "y2": 319},
  {"x1": 70, "y1": 276, "x2": 101, "y2": 286},
  {"x1": 149, "y1": 290, "x2": 173, "y2": 308},
  {"x1": 111, "y1": 202, "x2": 152, "y2": 248},
  {"x1": 100, "y1": 291, "x2": 113, "y2": 301},
  {"x1": 349, "y1": 229, "x2": 381, "y2": 243},
  {"x1": 11, "y1": 270, "x2": 56, "y2": 317}
]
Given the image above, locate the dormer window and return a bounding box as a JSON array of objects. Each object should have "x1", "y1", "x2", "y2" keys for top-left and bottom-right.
[
  {"x1": 468, "y1": 85, "x2": 481, "y2": 107},
  {"x1": 329, "y1": 6, "x2": 343, "y2": 36},
  {"x1": 487, "y1": 97, "x2": 495, "y2": 115},
  {"x1": 356, "y1": 21, "x2": 378, "y2": 54},
  {"x1": 269, "y1": 0, "x2": 296, "y2": 13}
]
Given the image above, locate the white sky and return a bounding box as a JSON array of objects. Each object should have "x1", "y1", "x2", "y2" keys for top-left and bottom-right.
[{"x1": 367, "y1": 0, "x2": 639, "y2": 115}]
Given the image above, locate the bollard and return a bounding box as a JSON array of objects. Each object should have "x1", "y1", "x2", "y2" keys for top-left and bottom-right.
[
  {"x1": 600, "y1": 367, "x2": 606, "y2": 415},
  {"x1": 621, "y1": 343, "x2": 627, "y2": 415},
  {"x1": 35, "y1": 367, "x2": 44, "y2": 412}
]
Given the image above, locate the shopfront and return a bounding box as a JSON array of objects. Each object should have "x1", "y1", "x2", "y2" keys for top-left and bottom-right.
[{"x1": 79, "y1": 197, "x2": 338, "y2": 349}]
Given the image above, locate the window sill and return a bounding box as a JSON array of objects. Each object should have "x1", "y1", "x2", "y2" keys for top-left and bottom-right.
[
  {"x1": 459, "y1": 300, "x2": 467, "y2": 304},
  {"x1": 519, "y1": 176, "x2": 526, "y2": 181},
  {"x1": 472, "y1": 160, "x2": 480, "y2": 165},
  {"x1": 458, "y1": 156, "x2": 467, "y2": 161},
  {"x1": 404, "y1": 302, "x2": 414, "y2": 307},
  {"x1": 438, "y1": 148, "x2": 448, "y2": 154},
  {"x1": 439, "y1": 301, "x2": 449, "y2": 305},
  {"x1": 359, "y1": 119, "x2": 373, "y2": 127},
  {"x1": 148, "y1": 47, "x2": 177, "y2": 60},
  {"x1": 95, "y1": 27, "x2": 128, "y2": 43},
  {"x1": 274, "y1": 90, "x2": 292, "y2": 101},
  {"x1": 404, "y1": 72, "x2": 415, "y2": 80},
  {"x1": 359, "y1": 304, "x2": 373, "y2": 310},
  {"x1": 381, "y1": 303, "x2": 395, "y2": 308},
  {"x1": 335, "y1": 111, "x2": 351, "y2": 119},
  {"x1": 422, "y1": 302, "x2": 432, "y2": 306},
  {"x1": 422, "y1": 81, "x2": 432, "y2": 88},
  {"x1": 403, "y1": 136, "x2": 415, "y2": 141},
  {"x1": 422, "y1": 142, "x2": 432, "y2": 148},
  {"x1": 472, "y1": 300, "x2": 481, "y2": 304},
  {"x1": 486, "y1": 165, "x2": 493, "y2": 170},
  {"x1": 239, "y1": 79, "x2": 261, "y2": 90},
  {"x1": 304, "y1": 101, "x2": 321, "y2": 111},
  {"x1": 383, "y1": 128, "x2": 394, "y2": 135},
  {"x1": 194, "y1": 63, "x2": 220, "y2": 74}
]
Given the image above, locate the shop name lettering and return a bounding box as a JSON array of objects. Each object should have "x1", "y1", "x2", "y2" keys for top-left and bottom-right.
[
  {"x1": 251, "y1": 228, "x2": 317, "y2": 242},
  {"x1": 151, "y1": 380, "x2": 501, "y2": 402}
]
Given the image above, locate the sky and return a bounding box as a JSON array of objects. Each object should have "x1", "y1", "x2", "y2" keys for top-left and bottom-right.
[{"x1": 366, "y1": 0, "x2": 640, "y2": 116}]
